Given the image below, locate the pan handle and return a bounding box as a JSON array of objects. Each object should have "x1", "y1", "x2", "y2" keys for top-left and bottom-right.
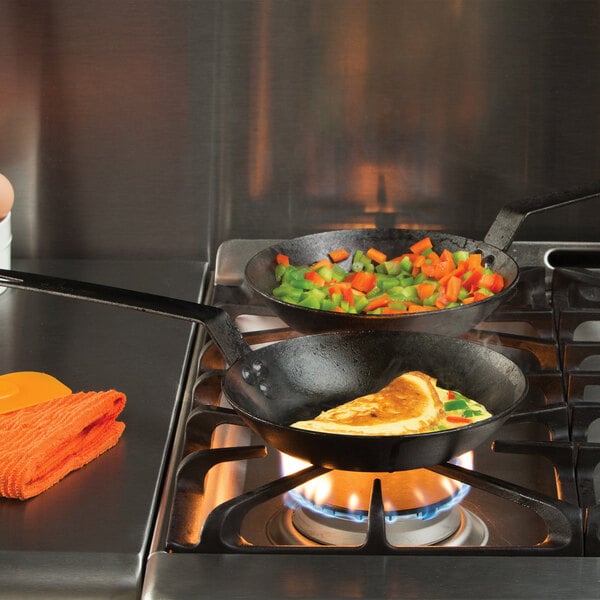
[
  {"x1": 483, "y1": 180, "x2": 600, "y2": 252},
  {"x1": 0, "y1": 268, "x2": 251, "y2": 366}
]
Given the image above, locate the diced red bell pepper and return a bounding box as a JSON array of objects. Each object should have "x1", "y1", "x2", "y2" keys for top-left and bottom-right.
[
  {"x1": 446, "y1": 415, "x2": 472, "y2": 424},
  {"x1": 342, "y1": 286, "x2": 355, "y2": 305},
  {"x1": 351, "y1": 271, "x2": 377, "y2": 293},
  {"x1": 479, "y1": 272, "x2": 505, "y2": 293},
  {"x1": 462, "y1": 270, "x2": 483, "y2": 292},
  {"x1": 364, "y1": 294, "x2": 390, "y2": 312},
  {"x1": 304, "y1": 270, "x2": 326, "y2": 287}
]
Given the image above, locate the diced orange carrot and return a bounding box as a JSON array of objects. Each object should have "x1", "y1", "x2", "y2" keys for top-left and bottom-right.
[
  {"x1": 328, "y1": 248, "x2": 350, "y2": 262},
  {"x1": 439, "y1": 265, "x2": 467, "y2": 286},
  {"x1": 409, "y1": 237, "x2": 433, "y2": 255},
  {"x1": 276, "y1": 253, "x2": 290, "y2": 266},
  {"x1": 473, "y1": 291, "x2": 491, "y2": 302},
  {"x1": 407, "y1": 304, "x2": 437, "y2": 312},
  {"x1": 366, "y1": 247, "x2": 387, "y2": 264},
  {"x1": 412, "y1": 254, "x2": 426, "y2": 277},
  {"x1": 445, "y1": 275, "x2": 462, "y2": 302},
  {"x1": 389, "y1": 253, "x2": 413, "y2": 263},
  {"x1": 434, "y1": 287, "x2": 449, "y2": 309},
  {"x1": 416, "y1": 282, "x2": 436, "y2": 301},
  {"x1": 439, "y1": 249, "x2": 456, "y2": 268},
  {"x1": 310, "y1": 258, "x2": 333, "y2": 270},
  {"x1": 467, "y1": 253, "x2": 483, "y2": 271},
  {"x1": 421, "y1": 260, "x2": 453, "y2": 280}
]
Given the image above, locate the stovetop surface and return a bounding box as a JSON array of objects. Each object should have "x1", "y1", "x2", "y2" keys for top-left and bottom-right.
[{"x1": 0, "y1": 259, "x2": 208, "y2": 600}]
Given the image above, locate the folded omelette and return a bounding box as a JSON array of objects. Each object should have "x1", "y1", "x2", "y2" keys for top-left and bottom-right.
[{"x1": 291, "y1": 371, "x2": 491, "y2": 436}]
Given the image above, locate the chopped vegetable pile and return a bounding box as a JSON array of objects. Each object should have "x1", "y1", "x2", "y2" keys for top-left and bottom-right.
[{"x1": 271, "y1": 237, "x2": 505, "y2": 315}]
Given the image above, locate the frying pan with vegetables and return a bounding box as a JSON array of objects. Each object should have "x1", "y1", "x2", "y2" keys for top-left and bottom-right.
[
  {"x1": 245, "y1": 181, "x2": 600, "y2": 334},
  {"x1": 0, "y1": 268, "x2": 527, "y2": 471}
]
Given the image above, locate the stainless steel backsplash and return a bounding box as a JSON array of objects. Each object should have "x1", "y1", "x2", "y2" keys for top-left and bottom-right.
[{"x1": 1, "y1": 0, "x2": 599, "y2": 263}]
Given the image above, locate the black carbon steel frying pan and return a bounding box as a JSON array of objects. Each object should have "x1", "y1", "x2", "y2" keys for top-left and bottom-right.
[
  {"x1": 0, "y1": 268, "x2": 526, "y2": 471},
  {"x1": 245, "y1": 181, "x2": 600, "y2": 334}
]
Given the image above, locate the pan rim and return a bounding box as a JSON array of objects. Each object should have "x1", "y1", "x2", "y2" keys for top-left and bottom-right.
[{"x1": 244, "y1": 228, "x2": 521, "y2": 320}]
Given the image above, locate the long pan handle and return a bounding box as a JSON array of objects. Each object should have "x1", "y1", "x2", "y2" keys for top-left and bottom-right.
[
  {"x1": 484, "y1": 180, "x2": 600, "y2": 252},
  {"x1": 0, "y1": 268, "x2": 251, "y2": 366}
]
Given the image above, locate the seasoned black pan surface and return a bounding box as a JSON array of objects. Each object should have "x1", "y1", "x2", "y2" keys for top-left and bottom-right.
[{"x1": 245, "y1": 181, "x2": 600, "y2": 334}]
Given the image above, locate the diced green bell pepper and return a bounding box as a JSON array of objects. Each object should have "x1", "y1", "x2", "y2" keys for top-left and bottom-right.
[
  {"x1": 453, "y1": 250, "x2": 470, "y2": 265},
  {"x1": 444, "y1": 399, "x2": 469, "y2": 411},
  {"x1": 399, "y1": 255, "x2": 413, "y2": 273},
  {"x1": 422, "y1": 292, "x2": 438, "y2": 307}
]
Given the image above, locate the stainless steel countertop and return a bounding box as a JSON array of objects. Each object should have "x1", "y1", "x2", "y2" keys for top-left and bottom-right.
[
  {"x1": 0, "y1": 259, "x2": 208, "y2": 599},
  {"x1": 144, "y1": 554, "x2": 600, "y2": 600}
]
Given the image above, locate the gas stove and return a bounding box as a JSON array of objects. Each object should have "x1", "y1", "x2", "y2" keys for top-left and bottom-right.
[{"x1": 142, "y1": 240, "x2": 600, "y2": 600}]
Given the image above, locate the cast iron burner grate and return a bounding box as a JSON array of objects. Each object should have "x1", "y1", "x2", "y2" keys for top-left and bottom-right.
[
  {"x1": 165, "y1": 399, "x2": 582, "y2": 555},
  {"x1": 160, "y1": 240, "x2": 600, "y2": 556}
]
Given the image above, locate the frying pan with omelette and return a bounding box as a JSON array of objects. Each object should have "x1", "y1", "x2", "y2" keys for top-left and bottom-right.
[{"x1": 0, "y1": 268, "x2": 527, "y2": 472}]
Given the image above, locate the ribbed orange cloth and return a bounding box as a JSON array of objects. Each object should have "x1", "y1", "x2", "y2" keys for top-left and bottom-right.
[{"x1": 0, "y1": 390, "x2": 126, "y2": 500}]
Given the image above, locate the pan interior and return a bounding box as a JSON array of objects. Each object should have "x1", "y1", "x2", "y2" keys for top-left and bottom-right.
[{"x1": 224, "y1": 330, "x2": 526, "y2": 433}]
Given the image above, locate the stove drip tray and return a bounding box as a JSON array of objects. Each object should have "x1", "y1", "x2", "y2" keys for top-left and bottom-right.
[{"x1": 268, "y1": 505, "x2": 489, "y2": 547}]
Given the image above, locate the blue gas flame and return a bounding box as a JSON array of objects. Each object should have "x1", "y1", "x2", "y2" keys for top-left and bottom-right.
[{"x1": 285, "y1": 480, "x2": 470, "y2": 524}]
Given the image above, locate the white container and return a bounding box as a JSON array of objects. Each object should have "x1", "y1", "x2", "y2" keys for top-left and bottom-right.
[{"x1": 0, "y1": 211, "x2": 11, "y2": 294}]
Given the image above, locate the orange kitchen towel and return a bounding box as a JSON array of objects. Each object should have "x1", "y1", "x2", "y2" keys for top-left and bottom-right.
[{"x1": 0, "y1": 390, "x2": 126, "y2": 500}]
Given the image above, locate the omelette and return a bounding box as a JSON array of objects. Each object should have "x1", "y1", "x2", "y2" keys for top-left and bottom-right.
[{"x1": 291, "y1": 371, "x2": 491, "y2": 436}]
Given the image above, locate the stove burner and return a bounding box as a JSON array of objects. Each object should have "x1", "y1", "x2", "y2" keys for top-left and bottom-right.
[
  {"x1": 267, "y1": 505, "x2": 489, "y2": 547},
  {"x1": 283, "y1": 475, "x2": 471, "y2": 523}
]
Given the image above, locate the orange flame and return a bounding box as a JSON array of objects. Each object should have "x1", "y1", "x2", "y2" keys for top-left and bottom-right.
[{"x1": 281, "y1": 452, "x2": 473, "y2": 516}]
